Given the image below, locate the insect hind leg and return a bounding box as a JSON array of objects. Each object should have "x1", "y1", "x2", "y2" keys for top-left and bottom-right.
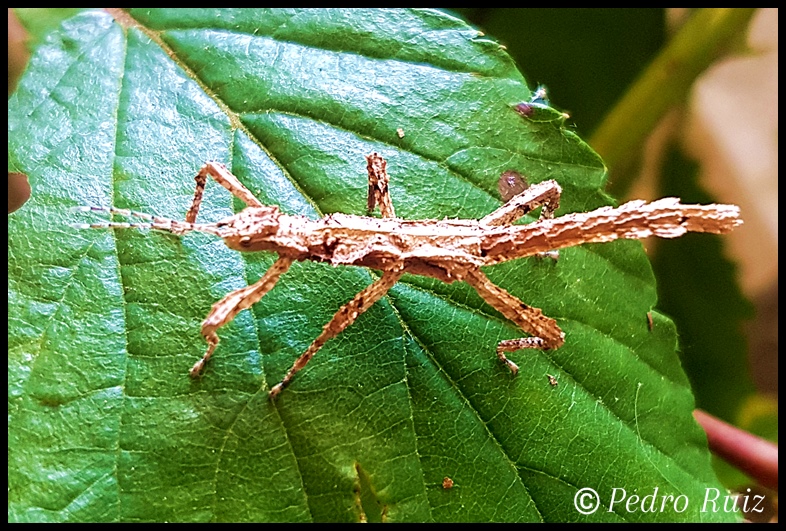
[
  {"x1": 463, "y1": 267, "x2": 564, "y2": 375},
  {"x1": 482, "y1": 178, "x2": 562, "y2": 260},
  {"x1": 481, "y1": 179, "x2": 562, "y2": 227}
]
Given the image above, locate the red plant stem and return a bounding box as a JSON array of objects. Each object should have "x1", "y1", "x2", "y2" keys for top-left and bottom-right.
[{"x1": 694, "y1": 409, "x2": 778, "y2": 491}]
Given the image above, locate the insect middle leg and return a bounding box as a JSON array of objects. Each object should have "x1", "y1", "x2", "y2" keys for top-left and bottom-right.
[
  {"x1": 190, "y1": 256, "x2": 294, "y2": 378},
  {"x1": 269, "y1": 267, "x2": 405, "y2": 400},
  {"x1": 463, "y1": 267, "x2": 564, "y2": 374},
  {"x1": 185, "y1": 162, "x2": 264, "y2": 224}
]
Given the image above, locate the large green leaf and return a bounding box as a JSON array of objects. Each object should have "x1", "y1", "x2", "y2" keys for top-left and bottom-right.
[{"x1": 8, "y1": 9, "x2": 736, "y2": 522}]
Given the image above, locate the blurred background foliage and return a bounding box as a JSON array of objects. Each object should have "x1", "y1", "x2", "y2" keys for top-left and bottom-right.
[
  {"x1": 9, "y1": 8, "x2": 777, "y2": 494},
  {"x1": 456, "y1": 8, "x2": 665, "y2": 139}
]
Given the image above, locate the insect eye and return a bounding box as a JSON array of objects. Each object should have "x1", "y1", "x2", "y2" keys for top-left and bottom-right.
[{"x1": 513, "y1": 85, "x2": 550, "y2": 118}]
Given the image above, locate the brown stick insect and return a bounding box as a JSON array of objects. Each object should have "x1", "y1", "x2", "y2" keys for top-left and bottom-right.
[{"x1": 75, "y1": 154, "x2": 741, "y2": 400}]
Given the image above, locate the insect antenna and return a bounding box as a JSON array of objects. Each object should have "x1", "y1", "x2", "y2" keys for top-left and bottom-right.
[{"x1": 70, "y1": 206, "x2": 224, "y2": 236}]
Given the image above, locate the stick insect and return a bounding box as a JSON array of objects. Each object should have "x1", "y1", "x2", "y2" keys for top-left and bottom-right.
[{"x1": 76, "y1": 154, "x2": 742, "y2": 400}]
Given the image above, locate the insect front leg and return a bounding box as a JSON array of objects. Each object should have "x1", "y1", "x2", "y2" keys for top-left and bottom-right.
[
  {"x1": 463, "y1": 267, "x2": 564, "y2": 375},
  {"x1": 190, "y1": 256, "x2": 294, "y2": 378},
  {"x1": 269, "y1": 267, "x2": 405, "y2": 401},
  {"x1": 185, "y1": 162, "x2": 264, "y2": 224},
  {"x1": 365, "y1": 153, "x2": 397, "y2": 219}
]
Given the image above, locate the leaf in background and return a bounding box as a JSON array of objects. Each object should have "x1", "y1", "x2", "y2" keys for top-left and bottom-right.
[{"x1": 8, "y1": 9, "x2": 736, "y2": 522}]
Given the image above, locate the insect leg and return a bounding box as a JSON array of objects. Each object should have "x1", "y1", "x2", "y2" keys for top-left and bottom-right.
[
  {"x1": 190, "y1": 256, "x2": 294, "y2": 378},
  {"x1": 463, "y1": 267, "x2": 564, "y2": 374},
  {"x1": 185, "y1": 162, "x2": 264, "y2": 223},
  {"x1": 481, "y1": 179, "x2": 562, "y2": 227},
  {"x1": 269, "y1": 267, "x2": 405, "y2": 400},
  {"x1": 483, "y1": 178, "x2": 562, "y2": 260},
  {"x1": 365, "y1": 153, "x2": 397, "y2": 218}
]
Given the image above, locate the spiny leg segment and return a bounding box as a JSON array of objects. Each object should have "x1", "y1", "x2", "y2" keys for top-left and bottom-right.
[
  {"x1": 481, "y1": 178, "x2": 561, "y2": 227},
  {"x1": 268, "y1": 267, "x2": 405, "y2": 400},
  {"x1": 482, "y1": 178, "x2": 562, "y2": 260},
  {"x1": 185, "y1": 161, "x2": 263, "y2": 223},
  {"x1": 465, "y1": 167, "x2": 567, "y2": 372},
  {"x1": 190, "y1": 256, "x2": 294, "y2": 378},
  {"x1": 463, "y1": 267, "x2": 564, "y2": 375},
  {"x1": 366, "y1": 153, "x2": 397, "y2": 219}
]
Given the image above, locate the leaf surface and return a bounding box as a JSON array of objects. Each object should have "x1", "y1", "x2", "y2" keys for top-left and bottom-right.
[{"x1": 8, "y1": 9, "x2": 734, "y2": 522}]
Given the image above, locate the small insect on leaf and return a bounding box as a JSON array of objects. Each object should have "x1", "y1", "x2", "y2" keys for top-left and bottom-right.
[
  {"x1": 530, "y1": 84, "x2": 549, "y2": 105},
  {"x1": 547, "y1": 374, "x2": 558, "y2": 387},
  {"x1": 513, "y1": 85, "x2": 550, "y2": 118},
  {"x1": 513, "y1": 84, "x2": 570, "y2": 122},
  {"x1": 498, "y1": 170, "x2": 528, "y2": 203},
  {"x1": 647, "y1": 311, "x2": 654, "y2": 331},
  {"x1": 442, "y1": 477, "x2": 454, "y2": 490}
]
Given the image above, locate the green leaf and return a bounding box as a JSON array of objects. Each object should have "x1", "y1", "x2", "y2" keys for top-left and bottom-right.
[{"x1": 9, "y1": 9, "x2": 736, "y2": 522}]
